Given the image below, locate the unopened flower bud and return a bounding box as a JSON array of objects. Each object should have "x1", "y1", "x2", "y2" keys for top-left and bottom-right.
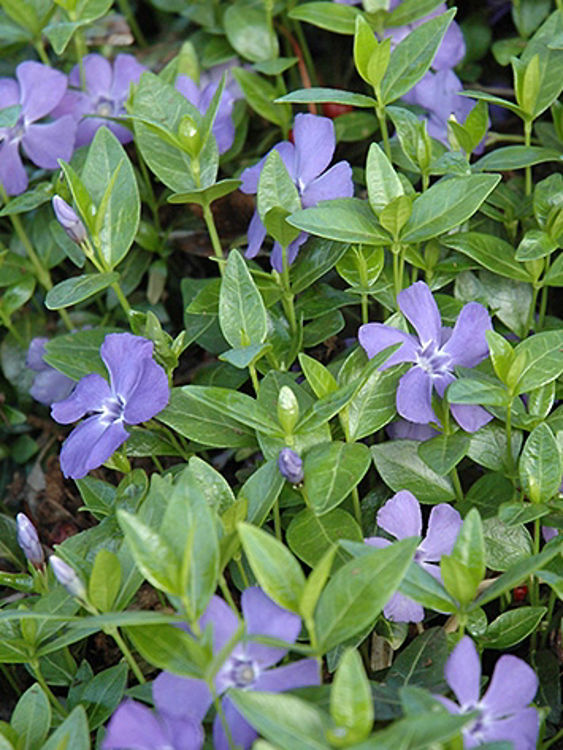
[
  {"x1": 277, "y1": 386, "x2": 299, "y2": 436},
  {"x1": 16, "y1": 513, "x2": 44, "y2": 566},
  {"x1": 278, "y1": 447, "x2": 304, "y2": 485},
  {"x1": 177, "y1": 115, "x2": 201, "y2": 157},
  {"x1": 52, "y1": 195, "x2": 87, "y2": 244},
  {"x1": 49, "y1": 555, "x2": 86, "y2": 599}
]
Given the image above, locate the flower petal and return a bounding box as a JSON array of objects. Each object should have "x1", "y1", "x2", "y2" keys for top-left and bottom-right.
[
  {"x1": 242, "y1": 587, "x2": 301, "y2": 668},
  {"x1": 444, "y1": 636, "x2": 481, "y2": 708},
  {"x1": 175, "y1": 75, "x2": 201, "y2": 108},
  {"x1": 153, "y1": 672, "x2": 212, "y2": 721},
  {"x1": 240, "y1": 141, "x2": 295, "y2": 194},
  {"x1": 386, "y1": 419, "x2": 438, "y2": 441},
  {"x1": 377, "y1": 490, "x2": 422, "y2": 539},
  {"x1": 213, "y1": 697, "x2": 257, "y2": 750},
  {"x1": 449, "y1": 403, "x2": 493, "y2": 433},
  {"x1": 270, "y1": 233, "x2": 307, "y2": 272},
  {"x1": 478, "y1": 707, "x2": 539, "y2": 750},
  {"x1": 212, "y1": 112, "x2": 235, "y2": 154},
  {"x1": 165, "y1": 715, "x2": 205, "y2": 750},
  {"x1": 358, "y1": 324, "x2": 418, "y2": 368},
  {"x1": 254, "y1": 659, "x2": 320, "y2": 692},
  {"x1": 0, "y1": 141, "x2": 28, "y2": 196},
  {"x1": 293, "y1": 113, "x2": 335, "y2": 186},
  {"x1": 397, "y1": 281, "x2": 442, "y2": 346},
  {"x1": 481, "y1": 654, "x2": 538, "y2": 718},
  {"x1": 22, "y1": 116, "x2": 76, "y2": 169},
  {"x1": 51, "y1": 373, "x2": 111, "y2": 423},
  {"x1": 433, "y1": 21, "x2": 466, "y2": 70},
  {"x1": 396, "y1": 366, "x2": 437, "y2": 424},
  {"x1": 0, "y1": 77, "x2": 19, "y2": 108},
  {"x1": 365, "y1": 537, "x2": 392, "y2": 550},
  {"x1": 30, "y1": 369, "x2": 75, "y2": 407},
  {"x1": 441, "y1": 302, "x2": 492, "y2": 367},
  {"x1": 102, "y1": 700, "x2": 169, "y2": 750},
  {"x1": 300, "y1": 161, "x2": 354, "y2": 208},
  {"x1": 59, "y1": 415, "x2": 129, "y2": 479},
  {"x1": 122, "y1": 357, "x2": 169, "y2": 425},
  {"x1": 244, "y1": 210, "x2": 267, "y2": 259},
  {"x1": 16, "y1": 62, "x2": 67, "y2": 122},
  {"x1": 199, "y1": 595, "x2": 239, "y2": 653},
  {"x1": 26, "y1": 337, "x2": 48, "y2": 371},
  {"x1": 70, "y1": 54, "x2": 112, "y2": 96},
  {"x1": 419, "y1": 504, "x2": 462, "y2": 561},
  {"x1": 384, "y1": 591, "x2": 424, "y2": 623},
  {"x1": 100, "y1": 333, "x2": 154, "y2": 402},
  {"x1": 110, "y1": 53, "x2": 146, "y2": 101}
]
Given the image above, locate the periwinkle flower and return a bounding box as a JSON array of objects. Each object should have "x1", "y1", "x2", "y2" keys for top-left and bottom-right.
[
  {"x1": 52, "y1": 54, "x2": 146, "y2": 147},
  {"x1": 52, "y1": 195, "x2": 87, "y2": 244},
  {"x1": 154, "y1": 588, "x2": 320, "y2": 750},
  {"x1": 50, "y1": 555, "x2": 86, "y2": 599},
  {"x1": 438, "y1": 636, "x2": 539, "y2": 750},
  {"x1": 16, "y1": 513, "x2": 44, "y2": 566},
  {"x1": 240, "y1": 113, "x2": 354, "y2": 271},
  {"x1": 175, "y1": 75, "x2": 235, "y2": 155},
  {"x1": 278, "y1": 448, "x2": 304, "y2": 484},
  {"x1": 51, "y1": 333, "x2": 169, "y2": 480},
  {"x1": 365, "y1": 490, "x2": 461, "y2": 622},
  {"x1": 359, "y1": 281, "x2": 493, "y2": 433},
  {"x1": 0, "y1": 62, "x2": 76, "y2": 196},
  {"x1": 542, "y1": 526, "x2": 559, "y2": 542},
  {"x1": 27, "y1": 337, "x2": 75, "y2": 406}
]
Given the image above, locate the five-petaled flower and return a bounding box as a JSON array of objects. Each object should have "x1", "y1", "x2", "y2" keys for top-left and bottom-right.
[
  {"x1": 51, "y1": 333, "x2": 169, "y2": 479},
  {"x1": 52, "y1": 53, "x2": 145, "y2": 147},
  {"x1": 0, "y1": 62, "x2": 76, "y2": 195},
  {"x1": 437, "y1": 636, "x2": 539, "y2": 750},
  {"x1": 175, "y1": 75, "x2": 235, "y2": 154},
  {"x1": 239, "y1": 113, "x2": 354, "y2": 271},
  {"x1": 359, "y1": 281, "x2": 493, "y2": 432},
  {"x1": 365, "y1": 490, "x2": 461, "y2": 622},
  {"x1": 154, "y1": 587, "x2": 319, "y2": 750}
]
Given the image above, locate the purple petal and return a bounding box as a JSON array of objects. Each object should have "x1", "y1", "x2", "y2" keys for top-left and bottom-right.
[
  {"x1": 164, "y1": 715, "x2": 205, "y2": 750},
  {"x1": 300, "y1": 161, "x2": 354, "y2": 208},
  {"x1": 51, "y1": 373, "x2": 110, "y2": 424},
  {"x1": 481, "y1": 655, "x2": 538, "y2": 718},
  {"x1": 16, "y1": 62, "x2": 67, "y2": 122},
  {"x1": 26, "y1": 337, "x2": 48, "y2": 371},
  {"x1": 100, "y1": 334, "x2": 154, "y2": 402},
  {"x1": 102, "y1": 700, "x2": 169, "y2": 750},
  {"x1": 293, "y1": 113, "x2": 335, "y2": 186},
  {"x1": 419, "y1": 504, "x2": 462, "y2": 561},
  {"x1": 419, "y1": 561, "x2": 442, "y2": 582},
  {"x1": 50, "y1": 90, "x2": 89, "y2": 120},
  {"x1": 30, "y1": 369, "x2": 75, "y2": 406},
  {"x1": 377, "y1": 490, "x2": 422, "y2": 539},
  {"x1": 213, "y1": 697, "x2": 257, "y2": 750},
  {"x1": 0, "y1": 141, "x2": 28, "y2": 196},
  {"x1": 270, "y1": 233, "x2": 307, "y2": 272},
  {"x1": 122, "y1": 358, "x2": 169, "y2": 425},
  {"x1": 449, "y1": 403, "x2": 493, "y2": 433},
  {"x1": 22, "y1": 116, "x2": 76, "y2": 169},
  {"x1": 245, "y1": 210, "x2": 267, "y2": 259},
  {"x1": 444, "y1": 636, "x2": 481, "y2": 707},
  {"x1": 153, "y1": 672, "x2": 212, "y2": 721},
  {"x1": 175, "y1": 76, "x2": 201, "y2": 108},
  {"x1": 383, "y1": 591, "x2": 424, "y2": 623},
  {"x1": 110, "y1": 53, "x2": 146, "y2": 100},
  {"x1": 239, "y1": 141, "x2": 295, "y2": 194},
  {"x1": 433, "y1": 370, "x2": 455, "y2": 399},
  {"x1": 365, "y1": 537, "x2": 392, "y2": 550},
  {"x1": 543, "y1": 526, "x2": 558, "y2": 542},
  {"x1": 358, "y1": 324, "x2": 418, "y2": 368},
  {"x1": 70, "y1": 54, "x2": 112, "y2": 96},
  {"x1": 397, "y1": 281, "x2": 441, "y2": 346},
  {"x1": 242, "y1": 587, "x2": 301, "y2": 668},
  {"x1": 478, "y1": 708, "x2": 539, "y2": 750},
  {"x1": 433, "y1": 21, "x2": 466, "y2": 70},
  {"x1": 254, "y1": 659, "x2": 320, "y2": 692},
  {"x1": 396, "y1": 366, "x2": 437, "y2": 424},
  {"x1": 0, "y1": 77, "x2": 19, "y2": 107},
  {"x1": 199, "y1": 595, "x2": 239, "y2": 653},
  {"x1": 442, "y1": 302, "x2": 492, "y2": 368},
  {"x1": 386, "y1": 419, "x2": 438, "y2": 441},
  {"x1": 212, "y1": 113, "x2": 235, "y2": 154},
  {"x1": 59, "y1": 415, "x2": 129, "y2": 479}
]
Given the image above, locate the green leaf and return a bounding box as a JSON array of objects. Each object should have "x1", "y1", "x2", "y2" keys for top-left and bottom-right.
[
  {"x1": 451, "y1": 508, "x2": 485, "y2": 597},
  {"x1": 303, "y1": 442, "x2": 371, "y2": 515},
  {"x1": 168, "y1": 179, "x2": 242, "y2": 206},
  {"x1": 511, "y1": 330, "x2": 563, "y2": 394},
  {"x1": 516, "y1": 228, "x2": 559, "y2": 262},
  {"x1": 299, "y1": 353, "x2": 338, "y2": 398},
  {"x1": 380, "y1": 9, "x2": 456, "y2": 104},
  {"x1": 0, "y1": 275, "x2": 35, "y2": 318},
  {"x1": 289, "y1": 2, "x2": 361, "y2": 34},
  {"x1": 232, "y1": 68, "x2": 291, "y2": 128},
  {"x1": 446, "y1": 376, "x2": 508, "y2": 407},
  {"x1": 315, "y1": 538, "x2": 417, "y2": 652},
  {"x1": 81, "y1": 127, "x2": 140, "y2": 270},
  {"x1": 288, "y1": 198, "x2": 390, "y2": 245},
  {"x1": 11, "y1": 683, "x2": 51, "y2": 750},
  {"x1": 219, "y1": 250, "x2": 268, "y2": 348},
  {"x1": 520, "y1": 9, "x2": 563, "y2": 117},
  {"x1": 386, "y1": 0, "x2": 444, "y2": 26},
  {"x1": 442, "y1": 232, "x2": 532, "y2": 282},
  {"x1": 43, "y1": 327, "x2": 119, "y2": 381},
  {"x1": 238, "y1": 523, "x2": 305, "y2": 612},
  {"x1": 290, "y1": 238, "x2": 350, "y2": 294},
  {"x1": 483, "y1": 517, "x2": 533, "y2": 572},
  {"x1": 473, "y1": 146, "x2": 562, "y2": 171},
  {"x1": 88, "y1": 549, "x2": 121, "y2": 612},
  {"x1": 45, "y1": 272, "x2": 119, "y2": 310},
  {"x1": 188, "y1": 456, "x2": 235, "y2": 514},
  {"x1": 481, "y1": 606, "x2": 547, "y2": 649},
  {"x1": 126, "y1": 623, "x2": 207, "y2": 677},
  {"x1": 287, "y1": 508, "x2": 362, "y2": 568},
  {"x1": 329, "y1": 649, "x2": 373, "y2": 744},
  {"x1": 276, "y1": 87, "x2": 376, "y2": 108},
  {"x1": 79, "y1": 661, "x2": 128, "y2": 730},
  {"x1": 241, "y1": 459, "x2": 285, "y2": 526},
  {"x1": 371, "y1": 441, "x2": 455, "y2": 503},
  {"x1": 366, "y1": 143, "x2": 403, "y2": 215},
  {"x1": 40, "y1": 707, "x2": 89, "y2": 750},
  {"x1": 418, "y1": 432, "x2": 469, "y2": 476},
  {"x1": 400, "y1": 175, "x2": 500, "y2": 243},
  {"x1": 519, "y1": 423, "x2": 562, "y2": 504},
  {"x1": 399, "y1": 561, "x2": 458, "y2": 614},
  {"x1": 224, "y1": 0, "x2": 279, "y2": 62}
]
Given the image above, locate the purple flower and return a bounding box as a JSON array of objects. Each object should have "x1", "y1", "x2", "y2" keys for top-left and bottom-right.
[
  {"x1": 154, "y1": 588, "x2": 320, "y2": 750},
  {"x1": 51, "y1": 333, "x2": 169, "y2": 480},
  {"x1": 199, "y1": 60, "x2": 245, "y2": 102},
  {"x1": 52, "y1": 195, "x2": 87, "y2": 244},
  {"x1": 386, "y1": 418, "x2": 438, "y2": 442},
  {"x1": 16, "y1": 513, "x2": 44, "y2": 566},
  {"x1": 365, "y1": 491, "x2": 461, "y2": 622},
  {"x1": 27, "y1": 337, "x2": 75, "y2": 406},
  {"x1": 438, "y1": 636, "x2": 539, "y2": 750},
  {"x1": 0, "y1": 62, "x2": 76, "y2": 196},
  {"x1": 278, "y1": 448, "x2": 304, "y2": 484},
  {"x1": 175, "y1": 75, "x2": 235, "y2": 154},
  {"x1": 542, "y1": 526, "x2": 559, "y2": 542},
  {"x1": 239, "y1": 113, "x2": 354, "y2": 271},
  {"x1": 103, "y1": 694, "x2": 207, "y2": 750},
  {"x1": 359, "y1": 281, "x2": 493, "y2": 432},
  {"x1": 52, "y1": 54, "x2": 146, "y2": 147},
  {"x1": 50, "y1": 555, "x2": 86, "y2": 599}
]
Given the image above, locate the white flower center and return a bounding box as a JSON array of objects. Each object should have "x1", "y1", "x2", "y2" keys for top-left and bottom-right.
[{"x1": 415, "y1": 341, "x2": 452, "y2": 376}]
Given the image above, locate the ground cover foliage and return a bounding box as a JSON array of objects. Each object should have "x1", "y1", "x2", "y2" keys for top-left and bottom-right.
[{"x1": 0, "y1": 0, "x2": 562, "y2": 748}]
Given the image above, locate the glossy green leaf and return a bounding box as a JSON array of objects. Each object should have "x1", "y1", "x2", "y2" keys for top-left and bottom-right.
[
  {"x1": 287, "y1": 508, "x2": 362, "y2": 568},
  {"x1": 219, "y1": 250, "x2": 268, "y2": 348},
  {"x1": 289, "y1": 198, "x2": 390, "y2": 246},
  {"x1": 45, "y1": 272, "x2": 119, "y2": 310},
  {"x1": 519, "y1": 423, "x2": 562, "y2": 504},
  {"x1": 303, "y1": 442, "x2": 370, "y2": 515}
]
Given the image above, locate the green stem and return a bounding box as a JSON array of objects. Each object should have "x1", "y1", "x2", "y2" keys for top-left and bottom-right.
[
  {"x1": 273, "y1": 499, "x2": 282, "y2": 541},
  {"x1": 524, "y1": 119, "x2": 533, "y2": 196},
  {"x1": 249, "y1": 364, "x2": 260, "y2": 396},
  {"x1": 107, "y1": 627, "x2": 146, "y2": 684},
  {"x1": 450, "y1": 467, "x2": 464, "y2": 503},
  {"x1": 280, "y1": 246, "x2": 297, "y2": 332},
  {"x1": 34, "y1": 39, "x2": 51, "y2": 65},
  {"x1": 505, "y1": 400, "x2": 514, "y2": 480},
  {"x1": 351, "y1": 487, "x2": 362, "y2": 529},
  {"x1": 291, "y1": 18, "x2": 318, "y2": 87},
  {"x1": 116, "y1": 0, "x2": 147, "y2": 46},
  {"x1": 32, "y1": 660, "x2": 68, "y2": 717},
  {"x1": 422, "y1": 171, "x2": 429, "y2": 191},
  {"x1": 525, "y1": 284, "x2": 539, "y2": 333},
  {"x1": 361, "y1": 293, "x2": 369, "y2": 324},
  {"x1": 235, "y1": 556, "x2": 250, "y2": 588},
  {"x1": 543, "y1": 729, "x2": 563, "y2": 750},
  {"x1": 541, "y1": 589, "x2": 556, "y2": 649},
  {"x1": 376, "y1": 104, "x2": 392, "y2": 161},
  {"x1": 202, "y1": 202, "x2": 225, "y2": 274},
  {"x1": 392, "y1": 246, "x2": 401, "y2": 303},
  {"x1": 73, "y1": 31, "x2": 87, "y2": 90},
  {"x1": 219, "y1": 574, "x2": 238, "y2": 612},
  {"x1": 110, "y1": 281, "x2": 132, "y2": 319}
]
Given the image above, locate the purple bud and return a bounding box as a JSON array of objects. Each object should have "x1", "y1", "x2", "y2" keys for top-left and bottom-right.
[
  {"x1": 52, "y1": 196, "x2": 87, "y2": 244},
  {"x1": 16, "y1": 513, "x2": 44, "y2": 566},
  {"x1": 49, "y1": 555, "x2": 86, "y2": 599},
  {"x1": 278, "y1": 448, "x2": 304, "y2": 485}
]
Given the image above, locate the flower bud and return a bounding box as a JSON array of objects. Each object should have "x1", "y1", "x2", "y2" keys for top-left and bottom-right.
[
  {"x1": 277, "y1": 386, "x2": 299, "y2": 436},
  {"x1": 49, "y1": 555, "x2": 86, "y2": 599},
  {"x1": 52, "y1": 195, "x2": 87, "y2": 244},
  {"x1": 16, "y1": 513, "x2": 44, "y2": 566},
  {"x1": 278, "y1": 447, "x2": 304, "y2": 485},
  {"x1": 177, "y1": 115, "x2": 201, "y2": 158}
]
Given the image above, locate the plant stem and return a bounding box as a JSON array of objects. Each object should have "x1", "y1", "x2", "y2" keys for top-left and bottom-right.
[
  {"x1": 202, "y1": 202, "x2": 225, "y2": 274},
  {"x1": 219, "y1": 574, "x2": 238, "y2": 612},
  {"x1": 541, "y1": 589, "x2": 556, "y2": 649},
  {"x1": 361, "y1": 292, "x2": 369, "y2": 324},
  {"x1": 235, "y1": 556, "x2": 250, "y2": 588},
  {"x1": 280, "y1": 247, "x2": 297, "y2": 332},
  {"x1": 273, "y1": 499, "x2": 282, "y2": 541},
  {"x1": 392, "y1": 246, "x2": 401, "y2": 303},
  {"x1": 34, "y1": 39, "x2": 51, "y2": 65},
  {"x1": 525, "y1": 284, "x2": 539, "y2": 333},
  {"x1": 249, "y1": 364, "x2": 260, "y2": 395},
  {"x1": 543, "y1": 729, "x2": 563, "y2": 750},
  {"x1": 524, "y1": 119, "x2": 533, "y2": 196},
  {"x1": 376, "y1": 105, "x2": 392, "y2": 161},
  {"x1": 505, "y1": 400, "x2": 514, "y2": 480},
  {"x1": 111, "y1": 281, "x2": 132, "y2": 319},
  {"x1": 108, "y1": 626, "x2": 146, "y2": 684},
  {"x1": 31, "y1": 660, "x2": 68, "y2": 717},
  {"x1": 116, "y1": 0, "x2": 147, "y2": 46},
  {"x1": 351, "y1": 487, "x2": 362, "y2": 529}
]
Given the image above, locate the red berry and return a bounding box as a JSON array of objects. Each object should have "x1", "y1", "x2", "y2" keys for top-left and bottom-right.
[
  {"x1": 512, "y1": 585, "x2": 528, "y2": 602},
  {"x1": 322, "y1": 102, "x2": 355, "y2": 119}
]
